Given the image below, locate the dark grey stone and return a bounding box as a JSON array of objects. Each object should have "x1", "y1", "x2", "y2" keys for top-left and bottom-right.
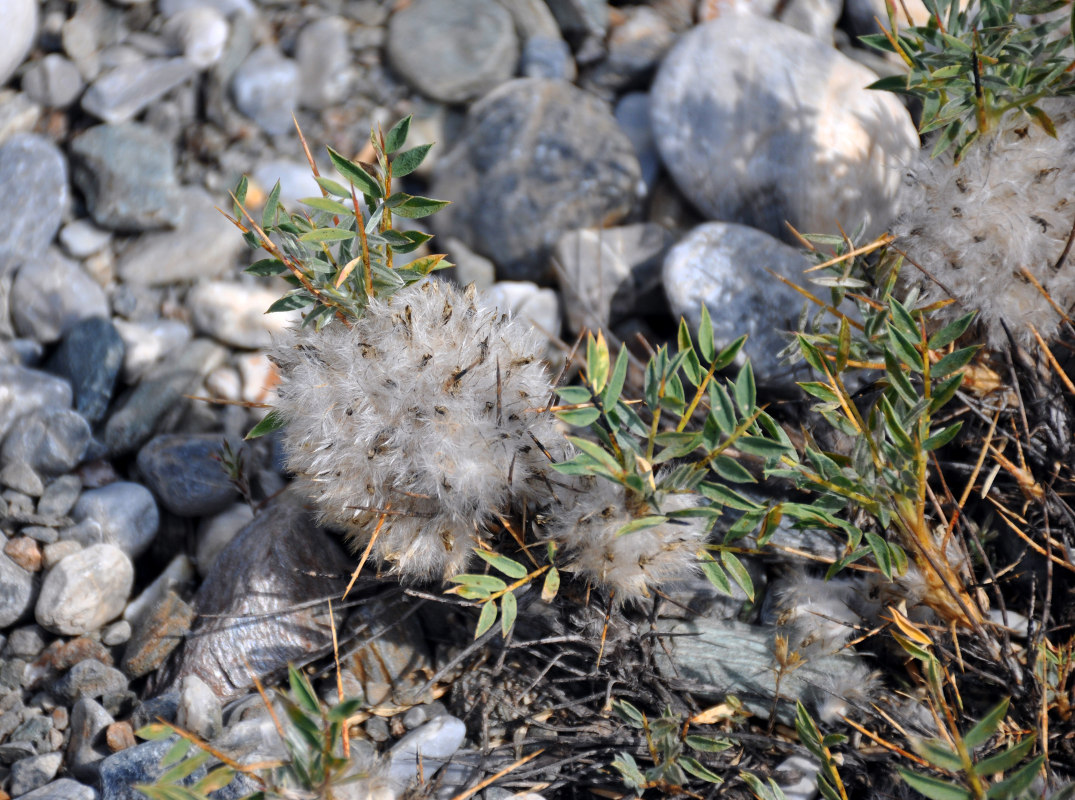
[
  {"x1": 67, "y1": 697, "x2": 113, "y2": 782},
  {"x1": 71, "y1": 482, "x2": 159, "y2": 558},
  {"x1": 585, "y1": 5, "x2": 673, "y2": 93},
  {"x1": 47, "y1": 317, "x2": 125, "y2": 424},
  {"x1": 137, "y1": 434, "x2": 238, "y2": 516},
  {"x1": 1, "y1": 408, "x2": 92, "y2": 476},
  {"x1": 10, "y1": 251, "x2": 109, "y2": 344},
  {"x1": 520, "y1": 35, "x2": 576, "y2": 81},
  {"x1": 0, "y1": 365, "x2": 72, "y2": 442},
  {"x1": 69, "y1": 123, "x2": 181, "y2": 233},
  {"x1": 0, "y1": 135, "x2": 69, "y2": 263},
  {"x1": 9, "y1": 714, "x2": 52, "y2": 753},
  {"x1": 545, "y1": 0, "x2": 609, "y2": 36},
  {"x1": 9, "y1": 751, "x2": 63, "y2": 795},
  {"x1": 432, "y1": 79, "x2": 640, "y2": 281},
  {"x1": 4, "y1": 625, "x2": 47, "y2": 659},
  {"x1": 614, "y1": 91, "x2": 659, "y2": 190},
  {"x1": 230, "y1": 45, "x2": 300, "y2": 135},
  {"x1": 38, "y1": 474, "x2": 83, "y2": 519},
  {"x1": 0, "y1": 552, "x2": 34, "y2": 628},
  {"x1": 54, "y1": 659, "x2": 128, "y2": 704}
]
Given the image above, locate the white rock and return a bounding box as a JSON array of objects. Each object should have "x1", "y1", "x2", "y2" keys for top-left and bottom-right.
[
  {"x1": 59, "y1": 219, "x2": 111, "y2": 258},
  {"x1": 480, "y1": 281, "x2": 560, "y2": 340},
  {"x1": 195, "y1": 503, "x2": 253, "y2": 577},
  {"x1": 113, "y1": 318, "x2": 193, "y2": 381},
  {"x1": 389, "y1": 715, "x2": 467, "y2": 788},
  {"x1": 163, "y1": 6, "x2": 229, "y2": 69},
  {"x1": 35, "y1": 544, "x2": 133, "y2": 636},
  {"x1": 177, "y1": 675, "x2": 223, "y2": 739},
  {"x1": 81, "y1": 57, "x2": 197, "y2": 124},
  {"x1": 188, "y1": 280, "x2": 301, "y2": 349},
  {"x1": 0, "y1": 0, "x2": 37, "y2": 87}
]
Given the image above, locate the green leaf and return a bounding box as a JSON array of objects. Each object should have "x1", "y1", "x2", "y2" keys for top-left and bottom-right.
[
  {"x1": 475, "y1": 601, "x2": 498, "y2": 638},
  {"x1": 160, "y1": 737, "x2": 191, "y2": 768},
  {"x1": 403, "y1": 253, "x2": 451, "y2": 275},
  {"x1": 964, "y1": 699, "x2": 1009, "y2": 749},
  {"x1": 244, "y1": 258, "x2": 288, "y2": 277},
  {"x1": 288, "y1": 664, "x2": 321, "y2": 714},
  {"x1": 923, "y1": 422, "x2": 962, "y2": 451},
  {"x1": 266, "y1": 292, "x2": 315, "y2": 313},
  {"x1": 136, "y1": 723, "x2": 177, "y2": 741},
  {"x1": 973, "y1": 734, "x2": 1036, "y2": 776},
  {"x1": 474, "y1": 549, "x2": 527, "y2": 579},
  {"x1": 385, "y1": 114, "x2": 411, "y2": 153},
  {"x1": 556, "y1": 406, "x2": 601, "y2": 427},
  {"x1": 603, "y1": 345, "x2": 630, "y2": 411},
  {"x1": 735, "y1": 436, "x2": 790, "y2": 459},
  {"x1": 710, "y1": 455, "x2": 756, "y2": 484},
  {"x1": 385, "y1": 193, "x2": 450, "y2": 218},
  {"x1": 698, "y1": 305, "x2": 716, "y2": 362},
  {"x1": 262, "y1": 180, "x2": 282, "y2": 229},
  {"x1": 391, "y1": 143, "x2": 432, "y2": 178},
  {"x1": 449, "y1": 573, "x2": 508, "y2": 593},
  {"x1": 700, "y1": 552, "x2": 732, "y2": 594},
  {"x1": 932, "y1": 346, "x2": 977, "y2": 377},
  {"x1": 193, "y1": 766, "x2": 236, "y2": 794},
  {"x1": 721, "y1": 550, "x2": 754, "y2": 601},
  {"x1": 799, "y1": 381, "x2": 840, "y2": 404},
  {"x1": 299, "y1": 227, "x2": 356, "y2": 243},
  {"x1": 557, "y1": 386, "x2": 593, "y2": 404},
  {"x1": 500, "y1": 590, "x2": 517, "y2": 636},
  {"x1": 734, "y1": 362, "x2": 757, "y2": 414},
  {"x1": 587, "y1": 333, "x2": 610, "y2": 394},
  {"x1": 388, "y1": 229, "x2": 434, "y2": 254},
  {"x1": 567, "y1": 436, "x2": 623, "y2": 477},
  {"x1": 232, "y1": 174, "x2": 248, "y2": 218},
  {"x1": 541, "y1": 566, "x2": 560, "y2": 602},
  {"x1": 709, "y1": 382, "x2": 737, "y2": 433},
  {"x1": 928, "y1": 312, "x2": 977, "y2": 349},
  {"x1": 686, "y1": 734, "x2": 733, "y2": 752},
  {"x1": 299, "y1": 196, "x2": 354, "y2": 216},
  {"x1": 713, "y1": 334, "x2": 747, "y2": 371},
  {"x1": 680, "y1": 756, "x2": 724, "y2": 784},
  {"x1": 866, "y1": 531, "x2": 894, "y2": 579},
  {"x1": 616, "y1": 516, "x2": 669, "y2": 536},
  {"x1": 911, "y1": 738, "x2": 964, "y2": 771},
  {"x1": 327, "y1": 146, "x2": 382, "y2": 199},
  {"x1": 613, "y1": 699, "x2": 646, "y2": 726},
  {"x1": 929, "y1": 373, "x2": 964, "y2": 414},
  {"x1": 985, "y1": 755, "x2": 1045, "y2": 799},
  {"x1": 159, "y1": 748, "x2": 209, "y2": 784},
  {"x1": 314, "y1": 176, "x2": 351, "y2": 197},
  {"x1": 898, "y1": 770, "x2": 973, "y2": 800}
]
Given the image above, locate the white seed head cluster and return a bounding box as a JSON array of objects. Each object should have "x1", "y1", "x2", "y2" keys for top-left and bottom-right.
[
  {"x1": 544, "y1": 475, "x2": 711, "y2": 603},
  {"x1": 272, "y1": 280, "x2": 566, "y2": 580},
  {"x1": 894, "y1": 99, "x2": 1075, "y2": 348},
  {"x1": 767, "y1": 572, "x2": 864, "y2": 659}
]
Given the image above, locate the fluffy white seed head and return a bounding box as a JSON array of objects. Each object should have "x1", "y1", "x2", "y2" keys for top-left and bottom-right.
[
  {"x1": 894, "y1": 99, "x2": 1075, "y2": 348},
  {"x1": 804, "y1": 658, "x2": 879, "y2": 723},
  {"x1": 544, "y1": 475, "x2": 711, "y2": 603},
  {"x1": 767, "y1": 571, "x2": 863, "y2": 658},
  {"x1": 272, "y1": 280, "x2": 567, "y2": 580}
]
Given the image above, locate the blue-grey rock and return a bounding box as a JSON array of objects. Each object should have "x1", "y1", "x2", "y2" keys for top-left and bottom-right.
[
  {"x1": 137, "y1": 434, "x2": 239, "y2": 516},
  {"x1": 47, "y1": 317, "x2": 125, "y2": 423},
  {"x1": 71, "y1": 482, "x2": 159, "y2": 558},
  {"x1": 650, "y1": 16, "x2": 917, "y2": 244},
  {"x1": 22, "y1": 54, "x2": 85, "y2": 108},
  {"x1": 546, "y1": 0, "x2": 609, "y2": 36},
  {"x1": 9, "y1": 714, "x2": 52, "y2": 753},
  {"x1": 37, "y1": 474, "x2": 82, "y2": 519},
  {"x1": 67, "y1": 697, "x2": 114, "y2": 782},
  {"x1": 4, "y1": 624, "x2": 46, "y2": 658},
  {"x1": 295, "y1": 16, "x2": 352, "y2": 110},
  {"x1": 389, "y1": 715, "x2": 468, "y2": 789},
  {"x1": 0, "y1": 459, "x2": 45, "y2": 496},
  {"x1": 113, "y1": 318, "x2": 193, "y2": 380},
  {"x1": 614, "y1": 92, "x2": 660, "y2": 192},
  {"x1": 387, "y1": 0, "x2": 518, "y2": 103},
  {"x1": 231, "y1": 45, "x2": 300, "y2": 135},
  {"x1": 586, "y1": 5, "x2": 673, "y2": 92},
  {"x1": 81, "y1": 57, "x2": 197, "y2": 124},
  {"x1": 54, "y1": 658, "x2": 129, "y2": 704},
  {"x1": 10, "y1": 251, "x2": 109, "y2": 344},
  {"x1": 0, "y1": 0, "x2": 37, "y2": 86},
  {"x1": 432, "y1": 78, "x2": 641, "y2": 281},
  {"x1": 0, "y1": 135, "x2": 69, "y2": 264},
  {"x1": 99, "y1": 736, "x2": 197, "y2": 800},
  {"x1": 1, "y1": 407, "x2": 91, "y2": 476},
  {"x1": 14, "y1": 778, "x2": 96, "y2": 800},
  {"x1": 69, "y1": 123, "x2": 181, "y2": 233},
  {"x1": 0, "y1": 552, "x2": 34, "y2": 627},
  {"x1": 0, "y1": 365, "x2": 72, "y2": 441},
  {"x1": 9, "y1": 751, "x2": 63, "y2": 795},
  {"x1": 35, "y1": 544, "x2": 134, "y2": 636},
  {"x1": 520, "y1": 35, "x2": 576, "y2": 81},
  {"x1": 662, "y1": 222, "x2": 812, "y2": 385}
]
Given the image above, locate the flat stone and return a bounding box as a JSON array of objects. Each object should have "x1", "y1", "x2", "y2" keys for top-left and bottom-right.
[
  {"x1": 480, "y1": 282, "x2": 561, "y2": 339},
  {"x1": 345, "y1": 592, "x2": 435, "y2": 707},
  {"x1": 176, "y1": 675, "x2": 222, "y2": 740},
  {"x1": 67, "y1": 697, "x2": 114, "y2": 782},
  {"x1": 1, "y1": 460, "x2": 45, "y2": 496},
  {"x1": 0, "y1": 551, "x2": 34, "y2": 627},
  {"x1": 116, "y1": 187, "x2": 245, "y2": 285},
  {"x1": 230, "y1": 45, "x2": 300, "y2": 135},
  {"x1": 22, "y1": 54, "x2": 85, "y2": 108},
  {"x1": 99, "y1": 735, "x2": 207, "y2": 800},
  {"x1": 113, "y1": 318, "x2": 192, "y2": 381},
  {"x1": 10, "y1": 250, "x2": 109, "y2": 344},
  {"x1": 614, "y1": 91, "x2": 660, "y2": 191},
  {"x1": 59, "y1": 219, "x2": 112, "y2": 258},
  {"x1": 4, "y1": 536, "x2": 42, "y2": 572},
  {"x1": 123, "y1": 554, "x2": 194, "y2": 628},
  {"x1": 70, "y1": 482, "x2": 160, "y2": 558},
  {"x1": 520, "y1": 35, "x2": 576, "y2": 81},
  {"x1": 81, "y1": 57, "x2": 197, "y2": 124},
  {"x1": 38, "y1": 474, "x2": 82, "y2": 519},
  {"x1": 0, "y1": 0, "x2": 37, "y2": 86},
  {"x1": 42, "y1": 540, "x2": 82, "y2": 569},
  {"x1": 121, "y1": 588, "x2": 194, "y2": 679},
  {"x1": 54, "y1": 658, "x2": 128, "y2": 704},
  {"x1": 1, "y1": 407, "x2": 92, "y2": 476},
  {"x1": 0, "y1": 365, "x2": 72, "y2": 441},
  {"x1": 0, "y1": 135, "x2": 69, "y2": 263},
  {"x1": 137, "y1": 434, "x2": 239, "y2": 516},
  {"x1": 35, "y1": 544, "x2": 133, "y2": 636},
  {"x1": 295, "y1": 16, "x2": 353, "y2": 110},
  {"x1": 650, "y1": 16, "x2": 917, "y2": 243},
  {"x1": 0, "y1": 89, "x2": 42, "y2": 144},
  {"x1": 387, "y1": 0, "x2": 518, "y2": 103},
  {"x1": 46, "y1": 317, "x2": 125, "y2": 423},
  {"x1": 546, "y1": 0, "x2": 609, "y2": 36},
  {"x1": 9, "y1": 751, "x2": 63, "y2": 795},
  {"x1": 586, "y1": 5, "x2": 674, "y2": 92},
  {"x1": 187, "y1": 280, "x2": 301, "y2": 349},
  {"x1": 15, "y1": 778, "x2": 95, "y2": 800},
  {"x1": 432, "y1": 78, "x2": 640, "y2": 281}
]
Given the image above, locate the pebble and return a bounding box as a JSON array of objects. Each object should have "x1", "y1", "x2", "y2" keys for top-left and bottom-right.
[
  {"x1": 68, "y1": 697, "x2": 114, "y2": 781},
  {"x1": 195, "y1": 503, "x2": 253, "y2": 576},
  {"x1": 546, "y1": 0, "x2": 609, "y2": 36},
  {"x1": 38, "y1": 474, "x2": 83, "y2": 520},
  {"x1": 249, "y1": 159, "x2": 324, "y2": 209},
  {"x1": 586, "y1": 5, "x2": 674, "y2": 93},
  {"x1": 662, "y1": 222, "x2": 813, "y2": 385},
  {"x1": 520, "y1": 35, "x2": 576, "y2": 81},
  {"x1": 0, "y1": 90, "x2": 42, "y2": 145},
  {"x1": 0, "y1": 135, "x2": 70, "y2": 263},
  {"x1": 71, "y1": 482, "x2": 160, "y2": 559},
  {"x1": 159, "y1": 0, "x2": 256, "y2": 16},
  {"x1": 116, "y1": 188, "x2": 245, "y2": 285},
  {"x1": 231, "y1": 45, "x2": 300, "y2": 135},
  {"x1": 480, "y1": 282, "x2": 561, "y2": 339},
  {"x1": 9, "y1": 751, "x2": 63, "y2": 795},
  {"x1": 10, "y1": 251, "x2": 109, "y2": 344},
  {"x1": 59, "y1": 219, "x2": 112, "y2": 258},
  {"x1": 0, "y1": 365, "x2": 72, "y2": 441},
  {"x1": 113, "y1": 318, "x2": 193, "y2": 381},
  {"x1": 1, "y1": 460, "x2": 45, "y2": 496},
  {"x1": 1, "y1": 408, "x2": 92, "y2": 476},
  {"x1": 54, "y1": 659, "x2": 129, "y2": 704},
  {"x1": 162, "y1": 6, "x2": 229, "y2": 69},
  {"x1": 650, "y1": 16, "x2": 917, "y2": 243},
  {"x1": 22, "y1": 526, "x2": 59, "y2": 545},
  {"x1": 21, "y1": 54, "x2": 85, "y2": 108},
  {"x1": 0, "y1": 0, "x2": 37, "y2": 87},
  {"x1": 187, "y1": 280, "x2": 301, "y2": 349},
  {"x1": 387, "y1": 0, "x2": 518, "y2": 103},
  {"x1": 123, "y1": 555, "x2": 194, "y2": 629},
  {"x1": 345, "y1": 592, "x2": 435, "y2": 707},
  {"x1": 42, "y1": 540, "x2": 82, "y2": 570},
  {"x1": 4, "y1": 536, "x2": 42, "y2": 572},
  {"x1": 295, "y1": 16, "x2": 354, "y2": 110},
  {"x1": 388, "y1": 715, "x2": 467, "y2": 789},
  {"x1": 553, "y1": 223, "x2": 672, "y2": 333},
  {"x1": 775, "y1": 754, "x2": 823, "y2": 800},
  {"x1": 46, "y1": 317, "x2": 125, "y2": 424},
  {"x1": 102, "y1": 620, "x2": 132, "y2": 647},
  {"x1": 137, "y1": 434, "x2": 239, "y2": 516},
  {"x1": 69, "y1": 122, "x2": 181, "y2": 232},
  {"x1": 446, "y1": 237, "x2": 496, "y2": 290},
  {"x1": 17, "y1": 778, "x2": 96, "y2": 799},
  {"x1": 81, "y1": 57, "x2": 197, "y2": 124},
  {"x1": 432, "y1": 78, "x2": 641, "y2": 281},
  {"x1": 5, "y1": 625, "x2": 46, "y2": 659},
  {"x1": 176, "y1": 675, "x2": 223, "y2": 740},
  {"x1": 0, "y1": 551, "x2": 34, "y2": 627},
  {"x1": 121, "y1": 588, "x2": 194, "y2": 679},
  {"x1": 614, "y1": 92, "x2": 660, "y2": 191},
  {"x1": 236, "y1": 352, "x2": 276, "y2": 403},
  {"x1": 35, "y1": 544, "x2": 134, "y2": 636}
]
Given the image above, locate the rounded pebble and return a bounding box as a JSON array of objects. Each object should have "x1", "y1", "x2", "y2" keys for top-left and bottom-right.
[
  {"x1": 71, "y1": 482, "x2": 160, "y2": 559},
  {"x1": 22, "y1": 54, "x2": 85, "y2": 108},
  {"x1": 0, "y1": 551, "x2": 35, "y2": 627},
  {"x1": 0, "y1": 0, "x2": 38, "y2": 87},
  {"x1": 137, "y1": 434, "x2": 239, "y2": 516},
  {"x1": 0, "y1": 135, "x2": 69, "y2": 262},
  {"x1": 36, "y1": 544, "x2": 134, "y2": 636},
  {"x1": 231, "y1": 45, "x2": 300, "y2": 135},
  {"x1": 163, "y1": 6, "x2": 229, "y2": 69},
  {"x1": 1, "y1": 407, "x2": 92, "y2": 476}
]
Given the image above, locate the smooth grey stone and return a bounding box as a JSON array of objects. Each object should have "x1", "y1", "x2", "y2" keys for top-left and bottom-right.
[
  {"x1": 0, "y1": 552, "x2": 34, "y2": 627},
  {"x1": 194, "y1": 503, "x2": 252, "y2": 577},
  {"x1": 554, "y1": 223, "x2": 672, "y2": 333},
  {"x1": 445, "y1": 237, "x2": 496, "y2": 290},
  {"x1": 162, "y1": 6, "x2": 229, "y2": 69},
  {"x1": 497, "y1": 0, "x2": 561, "y2": 38},
  {"x1": 46, "y1": 317, "x2": 124, "y2": 424},
  {"x1": 58, "y1": 219, "x2": 111, "y2": 258},
  {"x1": 81, "y1": 57, "x2": 197, "y2": 124},
  {"x1": 67, "y1": 697, "x2": 113, "y2": 782},
  {"x1": 35, "y1": 544, "x2": 134, "y2": 636},
  {"x1": 71, "y1": 482, "x2": 159, "y2": 558},
  {"x1": 9, "y1": 751, "x2": 63, "y2": 795},
  {"x1": 1, "y1": 408, "x2": 91, "y2": 476},
  {"x1": 389, "y1": 715, "x2": 467, "y2": 788},
  {"x1": 103, "y1": 338, "x2": 226, "y2": 456},
  {"x1": 10, "y1": 251, "x2": 109, "y2": 344},
  {"x1": 520, "y1": 35, "x2": 575, "y2": 81},
  {"x1": 99, "y1": 736, "x2": 202, "y2": 800},
  {"x1": 650, "y1": 16, "x2": 916, "y2": 244},
  {"x1": 116, "y1": 187, "x2": 244, "y2": 286},
  {"x1": 9, "y1": 714, "x2": 52, "y2": 752},
  {"x1": 137, "y1": 434, "x2": 238, "y2": 516},
  {"x1": 17, "y1": 778, "x2": 97, "y2": 800},
  {"x1": 387, "y1": 0, "x2": 518, "y2": 103},
  {"x1": 0, "y1": 89, "x2": 41, "y2": 145},
  {"x1": 0, "y1": 365, "x2": 72, "y2": 441},
  {"x1": 295, "y1": 16, "x2": 352, "y2": 109},
  {"x1": 129, "y1": 691, "x2": 180, "y2": 732},
  {"x1": 21, "y1": 526, "x2": 59, "y2": 544},
  {"x1": 663, "y1": 222, "x2": 813, "y2": 385},
  {"x1": 231, "y1": 45, "x2": 299, "y2": 135},
  {"x1": 0, "y1": 460, "x2": 45, "y2": 496},
  {"x1": 54, "y1": 659, "x2": 128, "y2": 704},
  {"x1": 0, "y1": 0, "x2": 37, "y2": 86},
  {"x1": 365, "y1": 715, "x2": 390, "y2": 742},
  {"x1": 585, "y1": 5, "x2": 673, "y2": 92},
  {"x1": 0, "y1": 740, "x2": 35, "y2": 764},
  {"x1": 159, "y1": 0, "x2": 255, "y2": 16},
  {"x1": 22, "y1": 54, "x2": 85, "y2": 107},
  {"x1": 69, "y1": 122, "x2": 181, "y2": 233},
  {"x1": 432, "y1": 78, "x2": 640, "y2": 281},
  {"x1": 112, "y1": 318, "x2": 192, "y2": 381},
  {"x1": 176, "y1": 674, "x2": 222, "y2": 740},
  {"x1": 102, "y1": 619, "x2": 132, "y2": 646},
  {"x1": 0, "y1": 135, "x2": 69, "y2": 263},
  {"x1": 546, "y1": 0, "x2": 608, "y2": 36},
  {"x1": 4, "y1": 624, "x2": 46, "y2": 659},
  {"x1": 37, "y1": 474, "x2": 82, "y2": 519},
  {"x1": 614, "y1": 91, "x2": 659, "y2": 190}
]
